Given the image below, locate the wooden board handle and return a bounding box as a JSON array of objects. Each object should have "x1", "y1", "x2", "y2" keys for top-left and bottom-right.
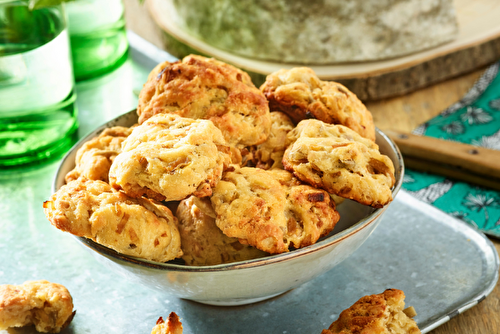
[{"x1": 385, "y1": 130, "x2": 500, "y2": 190}]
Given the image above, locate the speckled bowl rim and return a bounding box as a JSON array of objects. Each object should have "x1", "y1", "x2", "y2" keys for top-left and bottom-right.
[{"x1": 54, "y1": 109, "x2": 404, "y2": 273}]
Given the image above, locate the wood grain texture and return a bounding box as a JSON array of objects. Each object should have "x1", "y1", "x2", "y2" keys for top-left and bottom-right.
[
  {"x1": 385, "y1": 130, "x2": 500, "y2": 180},
  {"x1": 145, "y1": 0, "x2": 500, "y2": 101},
  {"x1": 122, "y1": 1, "x2": 499, "y2": 333},
  {"x1": 337, "y1": 36, "x2": 500, "y2": 101}
]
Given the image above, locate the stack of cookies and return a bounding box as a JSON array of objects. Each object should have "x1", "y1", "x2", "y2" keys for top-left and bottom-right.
[{"x1": 43, "y1": 55, "x2": 395, "y2": 266}]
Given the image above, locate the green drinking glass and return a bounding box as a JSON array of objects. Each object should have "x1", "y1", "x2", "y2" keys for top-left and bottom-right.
[
  {"x1": 0, "y1": 0, "x2": 78, "y2": 167},
  {"x1": 66, "y1": 0, "x2": 129, "y2": 81}
]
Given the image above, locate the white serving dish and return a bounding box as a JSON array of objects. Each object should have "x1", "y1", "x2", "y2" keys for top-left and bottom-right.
[{"x1": 53, "y1": 109, "x2": 404, "y2": 306}]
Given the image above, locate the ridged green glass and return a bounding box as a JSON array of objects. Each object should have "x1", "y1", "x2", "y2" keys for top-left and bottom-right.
[
  {"x1": 66, "y1": 0, "x2": 129, "y2": 81},
  {"x1": 0, "y1": 1, "x2": 78, "y2": 167}
]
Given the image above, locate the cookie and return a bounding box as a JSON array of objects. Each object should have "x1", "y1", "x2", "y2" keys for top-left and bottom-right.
[
  {"x1": 65, "y1": 126, "x2": 133, "y2": 183},
  {"x1": 270, "y1": 169, "x2": 340, "y2": 248},
  {"x1": 151, "y1": 312, "x2": 183, "y2": 334},
  {"x1": 322, "y1": 289, "x2": 421, "y2": 334},
  {"x1": 260, "y1": 67, "x2": 375, "y2": 141},
  {"x1": 137, "y1": 54, "x2": 271, "y2": 148},
  {"x1": 0, "y1": 280, "x2": 75, "y2": 333},
  {"x1": 247, "y1": 111, "x2": 295, "y2": 170},
  {"x1": 283, "y1": 120, "x2": 395, "y2": 208},
  {"x1": 211, "y1": 166, "x2": 340, "y2": 253},
  {"x1": 211, "y1": 166, "x2": 288, "y2": 253},
  {"x1": 43, "y1": 178, "x2": 182, "y2": 262},
  {"x1": 109, "y1": 114, "x2": 231, "y2": 202},
  {"x1": 176, "y1": 196, "x2": 267, "y2": 266}
]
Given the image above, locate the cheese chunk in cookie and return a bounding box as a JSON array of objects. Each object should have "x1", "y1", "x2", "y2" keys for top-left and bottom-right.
[
  {"x1": 247, "y1": 111, "x2": 295, "y2": 170},
  {"x1": 65, "y1": 126, "x2": 133, "y2": 183},
  {"x1": 176, "y1": 196, "x2": 267, "y2": 266},
  {"x1": 261, "y1": 67, "x2": 375, "y2": 141},
  {"x1": 43, "y1": 178, "x2": 182, "y2": 262},
  {"x1": 137, "y1": 54, "x2": 271, "y2": 148},
  {"x1": 151, "y1": 312, "x2": 183, "y2": 334},
  {"x1": 211, "y1": 166, "x2": 339, "y2": 254},
  {"x1": 0, "y1": 280, "x2": 75, "y2": 333},
  {"x1": 269, "y1": 169, "x2": 341, "y2": 249},
  {"x1": 322, "y1": 289, "x2": 421, "y2": 334},
  {"x1": 109, "y1": 114, "x2": 231, "y2": 202},
  {"x1": 283, "y1": 120, "x2": 395, "y2": 208}
]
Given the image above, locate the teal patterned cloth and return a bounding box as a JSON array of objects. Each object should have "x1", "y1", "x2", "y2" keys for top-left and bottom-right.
[{"x1": 402, "y1": 62, "x2": 500, "y2": 237}]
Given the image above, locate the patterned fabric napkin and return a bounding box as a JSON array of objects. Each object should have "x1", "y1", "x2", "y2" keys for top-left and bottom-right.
[{"x1": 402, "y1": 62, "x2": 500, "y2": 238}]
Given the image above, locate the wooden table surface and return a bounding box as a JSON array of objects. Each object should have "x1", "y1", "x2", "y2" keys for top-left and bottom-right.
[{"x1": 123, "y1": 1, "x2": 500, "y2": 333}]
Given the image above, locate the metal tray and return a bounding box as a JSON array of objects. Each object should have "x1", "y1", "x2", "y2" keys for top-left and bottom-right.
[{"x1": 0, "y1": 32, "x2": 497, "y2": 334}]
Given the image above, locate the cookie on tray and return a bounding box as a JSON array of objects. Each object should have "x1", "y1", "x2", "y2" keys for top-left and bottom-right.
[
  {"x1": 43, "y1": 178, "x2": 182, "y2": 263},
  {"x1": 109, "y1": 114, "x2": 231, "y2": 202},
  {"x1": 322, "y1": 289, "x2": 421, "y2": 334},
  {"x1": 0, "y1": 280, "x2": 75, "y2": 333},
  {"x1": 176, "y1": 196, "x2": 267, "y2": 266},
  {"x1": 283, "y1": 120, "x2": 395, "y2": 208},
  {"x1": 211, "y1": 166, "x2": 339, "y2": 254},
  {"x1": 65, "y1": 126, "x2": 133, "y2": 183},
  {"x1": 151, "y1": 312, "x2": 183, "y2": 334},
  {"x1": 260, "y1": 67, "x2": 375, "y2": 141},
  {"x1": 137, "y1": 54, "x2": 271, "y2": 148},
  {"x1": 247, "y1": 111, "x2": 295, "y2": 170}
]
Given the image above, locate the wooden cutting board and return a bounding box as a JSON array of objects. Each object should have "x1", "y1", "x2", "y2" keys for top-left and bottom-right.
[{"x1": 147, "y1": 0, "x2": 500, "y2": 101}]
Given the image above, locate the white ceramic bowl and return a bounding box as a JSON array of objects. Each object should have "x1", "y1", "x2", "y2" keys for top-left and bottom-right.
[{"x1": 53, "y1": 110, "x2": 404, "y2": 306}]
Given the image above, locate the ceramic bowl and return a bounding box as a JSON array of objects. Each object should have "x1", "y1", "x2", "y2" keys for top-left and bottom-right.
[{"x1": 53, "y1": 110, "x2": 404, "y2": 306}]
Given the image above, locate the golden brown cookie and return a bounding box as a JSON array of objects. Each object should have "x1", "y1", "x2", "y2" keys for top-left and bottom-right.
[
  {"x1": 247, "y1": 111, "x2": 295, "y2": 170},
  {"x1": 269, "y1": 169, "x2": 340, "y2": 248},
  {"x1": 65, "y1": 126, "x2": 133, "y2": 183},
  {"x1": 0, "y1": 280, "x2": 75, "y2": 333},
  {"x1": 211, "y1": 166, "x2": 339, "y2": 254},
  {"x1": 176, "y1": 196, "x2": 267, "y2": 266},
  {"x1": 151, "y1": 312, "x2": 183, "y2": 334},
  {"x1": 109, "y1": 114, "x2": 231, "y2": 202},
  {"x1": 260, "y1": 67, "x2": 375, "y2": 141},
  {"x1": 211, "y1": 166, "x2": 288, "y2": 254},
  {"x1": 43, "y1": 178, "x2": 182, "y2": 262},
  {"x1": 322, "y1": 289, "x2": 421, "y2": 334},
  {"x1": 283, "y1": 120, "x2": 395, "y2": 208},
  {"x1": 137, "y1": 54, "x2": 271, "y2": 148}
]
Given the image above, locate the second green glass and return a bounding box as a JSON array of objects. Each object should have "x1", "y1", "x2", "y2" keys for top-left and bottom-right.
[{"x1": 66, "y1": 0, "x2": 129, "y2": 81}]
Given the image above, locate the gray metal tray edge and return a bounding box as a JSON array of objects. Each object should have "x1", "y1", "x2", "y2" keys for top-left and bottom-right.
[
  {"x1": 396, "y1": 192, "x2": 500, "y2": 333},
  {"x1": 67, "y1": 31, "x2": 500, "y2": 333}
]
